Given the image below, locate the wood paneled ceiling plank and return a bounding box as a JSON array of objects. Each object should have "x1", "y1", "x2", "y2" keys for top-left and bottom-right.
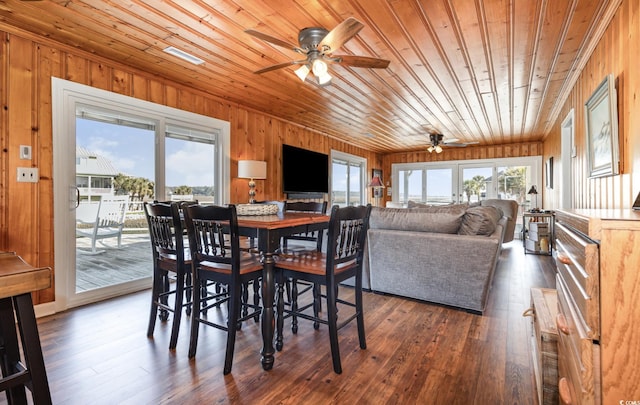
[
  {"x1": 373, "y1": 0, "x2": 469, "y2": 138},
  {"x1": 541, "y1": 0, "x2": 623, "y2": 136},
  {"x1": 0, "y1": 0, "x2": 622, "y2": 153},
  {"x1": 526, "y1": 0, "x2": 578, "y2": 136}
]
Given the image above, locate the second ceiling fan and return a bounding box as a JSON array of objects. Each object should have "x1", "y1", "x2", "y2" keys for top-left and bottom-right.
[
  {"x1": 245, "y1": 17, "x2": 390, "y2": 86},
  {"x1": 427, "y1": 133, "x2": 479, "y2": 153}
]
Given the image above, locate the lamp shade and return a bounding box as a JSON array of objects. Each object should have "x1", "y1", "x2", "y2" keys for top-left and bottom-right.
[
  {"x1": 527, "y1": 185, "x2": 538, "y2": 195},
  {"x1": 368, "y1": 175, "x2": 384, "y2": 188},
  {"x1": 238, "y1": 160, "x2": 267, "y2": 179}
]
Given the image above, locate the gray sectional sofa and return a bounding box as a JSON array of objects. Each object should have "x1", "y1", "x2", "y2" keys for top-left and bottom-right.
[{"x1": 358, "y1": 201, "x2": 515, "y2": 314}]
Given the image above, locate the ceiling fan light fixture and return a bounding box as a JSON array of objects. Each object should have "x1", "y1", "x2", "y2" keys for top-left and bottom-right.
[
  {"x1": 311, "y1": 59, "x2": 331, "y2": 86},
  {"x1": 435, "y1": 145, "x2": 443, "y2": 153},
  {"x1": 427, "y1": 145, "x2": 434, "y2": 153},
  {"x1": 317, "y1": 72, "x2": 332, "y2": 86},
  {"x1": 294, "y1": 64, "x2": 310, "y2": 81},
  {"x1": 312, "y1": 59, "x2": 328, "y2": 76}
]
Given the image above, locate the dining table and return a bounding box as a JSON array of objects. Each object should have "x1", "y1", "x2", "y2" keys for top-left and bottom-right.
[{"x1": 236, "y1": 212, "x2": 330, "y2": 371}]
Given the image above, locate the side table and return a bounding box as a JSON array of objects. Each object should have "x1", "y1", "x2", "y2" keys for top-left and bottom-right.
[
  {"x1": 0, "y1": 252, "x2": 52, "y2": 405},
  {"x1": 522, "y1": 211, "x2": 554, "y2": 255}
]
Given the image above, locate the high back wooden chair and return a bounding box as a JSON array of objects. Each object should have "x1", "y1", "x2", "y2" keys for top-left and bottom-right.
[
  {"x1": 275, "y1": 204, "x2": 372, "y2": 374},
  {"x1": 182, "y1": 204, "x2": 263, "y2": 375},
  {"x1": 282, "y1": 201, "x2": 328, "y2": 253},
  {"x1": 144, "y1": 201, "x2": 193, "y2": 350},
  {"x1": 280, "y1": 201, "x2": 328, "y2": 319}
]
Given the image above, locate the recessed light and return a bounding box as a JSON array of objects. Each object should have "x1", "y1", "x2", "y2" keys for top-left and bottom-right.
[{"x1": 163, "y1": 46, "x2": 204, "y2": 65}]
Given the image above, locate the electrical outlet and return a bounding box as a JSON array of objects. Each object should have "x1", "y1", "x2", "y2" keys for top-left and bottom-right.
[{"x1": 17, "y1": 167, "x2": 39, "y2": 183}]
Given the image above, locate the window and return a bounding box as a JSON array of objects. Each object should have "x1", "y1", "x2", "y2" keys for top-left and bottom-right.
[
  {"x1": 331, "y1": 151, "x2": 366, "y2": 207},
  {"x1": 392, "y1": 157, "x2": 542, "y2": 208}
]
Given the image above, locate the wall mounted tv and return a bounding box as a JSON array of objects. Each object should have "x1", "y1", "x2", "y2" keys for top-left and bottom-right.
[{"x1": 282, "y1": 144, "x2": 329, "y2": 196}]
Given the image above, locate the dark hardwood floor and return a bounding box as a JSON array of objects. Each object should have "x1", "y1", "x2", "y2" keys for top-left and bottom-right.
[{"x1": 7, "y1": 242, "x2": 555, "y2": 405}]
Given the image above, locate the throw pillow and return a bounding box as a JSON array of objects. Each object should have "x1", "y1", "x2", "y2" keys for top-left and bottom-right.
[{"x1": 458, "y1": 206, "x2": 502, "y2": 236}]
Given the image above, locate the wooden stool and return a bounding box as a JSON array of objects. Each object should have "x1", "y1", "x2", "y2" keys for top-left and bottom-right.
[{"x1": 0, "y1": 252, "x2": 52, "y2": 405}]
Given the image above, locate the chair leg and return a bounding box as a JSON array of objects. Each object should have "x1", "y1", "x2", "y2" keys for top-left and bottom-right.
[
  {"x1": 355, "y1": 280, "x2": 367, "y2": 350},
  {"x1": 291, "y1": 280, "x2": 299, "y2": 334},
  {"x1": 185, "y1": 272, "x2": 192, "y2": 316},
  {"x1": 313, "y1": 282, "x2": 322, "y2": 313},
  {"x1": 147, "y1": 267, "x2": 162, "y2": 337},
  {"x1": 326, "y1": 284, "x2": 342, "y2": 374},
  {"x1": 275, "y1": 276, "x2": 285, "y2": 352},
  {"x1": 223, "y1": 282, "x2": 242, "y2": 375},
  {"x1": 253, "y1": 279, "x2": 261, "y2": 322},
  {"x1": 188, "y1": 273, "x2": 202, "y2": 358},
  {"x1": 241, "y1": 282, "x2": 249, "y2": 318},
  {"x1": 169, "y1": 271, "x2": 184, "y2": 350},
  {"x1": 159, "y1": 272, "x2": 170, "y2": 321}
]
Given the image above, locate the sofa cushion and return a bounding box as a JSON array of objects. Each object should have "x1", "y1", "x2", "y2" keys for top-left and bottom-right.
[
  {"x1": 458, "y1": 205, "x2": 502, "y2": 236},
  {"x1": 407, "y1": 201, "x2": 469, "y2": 210},
  {"x1": 370, "y1": 206, "x2": 466, "y2": 234}
]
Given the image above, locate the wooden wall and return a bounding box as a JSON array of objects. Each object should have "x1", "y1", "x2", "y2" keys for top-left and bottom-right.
[
  {"x1": 0, "y1": 28, "x2": 380, "y2": 305},
  {"x1": 543, "y1": 0, "x2": 640, "y2": 210},
  {"x1": 380, "y1": 142, "x2": 543, "y2": 206}
]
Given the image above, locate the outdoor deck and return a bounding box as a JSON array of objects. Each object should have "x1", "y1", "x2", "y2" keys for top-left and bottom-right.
[{"x1": 76, "y1": 232, "x2": 152, "y2": 292}]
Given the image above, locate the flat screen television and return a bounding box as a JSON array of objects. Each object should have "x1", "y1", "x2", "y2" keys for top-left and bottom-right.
[{"x1": 282, "y1": 144, "x2": 329, "y2": 195}]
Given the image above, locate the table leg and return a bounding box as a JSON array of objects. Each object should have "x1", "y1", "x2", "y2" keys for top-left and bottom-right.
[{"x1": 260, "y1": 251, "x2": 275, "y2": 370}]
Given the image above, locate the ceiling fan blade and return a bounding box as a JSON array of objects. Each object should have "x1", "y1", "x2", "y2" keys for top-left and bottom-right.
[
  {"x1": 445, "y1": 141, "x2": 480, "y2": 147},
  {"x1": 318, "y1": 17, "x2": 364, "y2": 52},
  {"x1": 335, "y1": 55, "x2": 390, "y2": 69},
  {"x1": 442, "y1": 138, "x2": 460, "y2": 144},
  {"x1": 254, "y1": 60, "x2": 305, "y2": 74},
  {"x1": 245, "y1": 29, "x2": 304, "y2": 54}
]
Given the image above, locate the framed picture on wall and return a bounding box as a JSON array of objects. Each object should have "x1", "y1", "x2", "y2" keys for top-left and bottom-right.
[{"x1": 585, "y1": 73, "x2": 619, "y2": 178}]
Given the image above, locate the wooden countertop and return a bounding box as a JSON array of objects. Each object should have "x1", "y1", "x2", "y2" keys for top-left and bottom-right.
[{"x1": 0, "y1": 253, "x2": 52, "y2": 299}]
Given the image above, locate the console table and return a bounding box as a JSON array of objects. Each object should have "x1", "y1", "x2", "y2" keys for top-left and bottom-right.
[{"x1": 0, "y1": 252, "x2": 52, "y2": 404}]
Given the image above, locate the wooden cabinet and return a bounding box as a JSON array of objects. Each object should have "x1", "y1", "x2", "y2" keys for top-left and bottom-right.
[{"x1": 554, "y1": 209, "x2": 640, "y2": 404}]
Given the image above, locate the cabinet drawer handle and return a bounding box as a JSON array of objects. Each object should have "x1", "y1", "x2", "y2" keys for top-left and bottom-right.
[
  {"x1": 522, "y1": 307, "x2": 535, "y2": 318},
  {"x1": 559, "y1": 377, "x2": 573, "y2": 404},
  {"x1": 557, "y1": 253, "x2": 572, "y2": 265},
  {"x1": 556, "y1": 313, "x2": 570, "y2": 335}
]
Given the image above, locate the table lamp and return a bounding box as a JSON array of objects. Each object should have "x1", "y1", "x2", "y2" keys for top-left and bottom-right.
[
  {"x1": 238, "y1": 160, "x2": 266, "y2": 204},
  {"x1": 368, "y1": 175, "x2": 385, "y2": 207},
  {"x1": 527, "y1": 185, "x2": 539, "y2": 211}
]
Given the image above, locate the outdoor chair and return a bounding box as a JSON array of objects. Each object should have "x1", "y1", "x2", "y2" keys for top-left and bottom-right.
[{"x1": 76, "y1": 195, "x2": 129, "y2": 254}]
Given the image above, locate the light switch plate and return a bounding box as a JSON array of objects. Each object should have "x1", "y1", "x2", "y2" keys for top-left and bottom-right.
[
  {"x1": 17, "y1": 167, "x2": 39, "y2": 183},
  {"x1": 19, "y1": 145, "x2": 32, "y2": 160}
]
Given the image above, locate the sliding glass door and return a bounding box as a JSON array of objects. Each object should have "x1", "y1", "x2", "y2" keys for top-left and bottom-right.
[
  {"x1": 53, "y1": 78, "x2": 230, "y2": 310},
  {"x1": 397, "y1": 164, "x2": 456, "y2": 205},
  {"x1": 392, "y1": 157, "x2": 542, "y2": 239},
  {"x1": 460, "y1": 165, "x2": 494, "y2": 203}
]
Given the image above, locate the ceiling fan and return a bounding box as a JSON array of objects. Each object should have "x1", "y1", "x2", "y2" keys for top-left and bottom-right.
[
  {"x1": 426, "y1": 133, "x2": 479, "y2": 153},
  {"x1": 245, "y1": 17, "x2": 390, "y2": 86}
]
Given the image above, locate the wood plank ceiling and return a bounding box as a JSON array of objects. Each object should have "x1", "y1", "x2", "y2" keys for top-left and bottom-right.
[{"x1": 0, "y1": 0, "x2": 621, "y2": 153}]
